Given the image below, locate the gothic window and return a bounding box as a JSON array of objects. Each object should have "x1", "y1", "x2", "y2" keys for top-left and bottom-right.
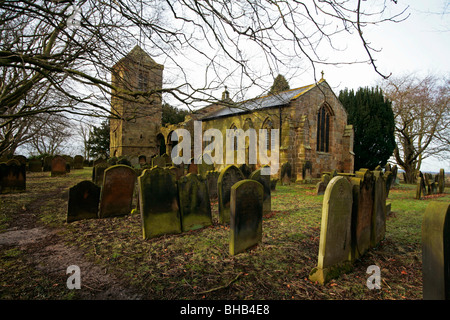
[
  {"x1": 262, "y1": 118, "x2": 274, "y2": 150},
  {"x1": 316, "y1": 105, "x2": 331, "y2": 152}
]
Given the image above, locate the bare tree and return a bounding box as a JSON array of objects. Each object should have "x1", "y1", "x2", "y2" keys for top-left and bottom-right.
[
  {"x1": 381, "y1": 73, "x2": 449, "y2": 183},
  {"x1": 0, "y1": 0, "x2": 409, "y2": 157}
]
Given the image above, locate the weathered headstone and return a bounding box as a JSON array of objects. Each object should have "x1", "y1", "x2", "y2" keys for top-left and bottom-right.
[
  {"x1": 13, "y1": 155, "x2": 27, "y2": 166},
  {"x1": 229, "y1": 179, "x2": 264, "y2": 255},
  {"x1": 281, "y1": 162, "x2": 291, "y2": 185},
  {"x1": 391, "y1": 165, "x2": 398, "y2": 186},
  {"x1": 249, "y1": 168, "x2": 271, "y2": 214},
  {"x1": 93, "y1": 162, "x2": 110, "y2": 186},
  {"x1": 383, "y1": 170, "x2": 393, "y2": 198},
  {"x1": 43, "y1": 156, "x2": 53, "y2": 172},
  {"x1": 421, "y1": 201, "x2": 450, "y2": 300},
  {"x1": 416, "y1": 176, "x2": 425, "y2": 200},
  {"x1": 206, "y1": 170, "x2": 219, "y2": 200},
  {"x1": 51, "y1": 155, "x2": 67, "y2": 177},
  {"x1": 371, "y1": 170, "x2": 387, "y2": 248},
  {"x1": 439, "y1": 169, "x2": 445, "y2": 194},
  {"x1": 168, "y1": 165, "x2": 184, "y2": 181},
  {"x1": 151, "y1": 155, "x2": 166, "y2": 168},
  {"x1": 73, "y1": 155, "x2": 84, "y2": 169},
  {"x1": 316, "y1": 181, "x2": 327, "y2": 195},
  {"x1": 178, "y1": 173, "x2": 212, "y2": 232},
  {"x1": 0, "y1": 159, "x2": 26, "y2": 193},
  {"x1": 309, "y1": 176, "x2": 353, "y2": 284},
  {"x1": 139, "y1": 166, "x2": 181, "y2": 239},
  {"x1": 67, "y1": 180, "x2": 100, "y2": 223},
  {"x1": 28, "y1": 159, "x2": 43, "y2": 172},
  {"x1": 98, "y1": 165, "x2": 137, "y2": 218},
  {"x1": 350, "y1": 169, "x2": 374, "y2": 260},
  {"x1": 218, "y1": 165, "x2": 244, "y2": 223},
  {"x1": 238, "y1": 163, "x2": 253, "y2": 179}
]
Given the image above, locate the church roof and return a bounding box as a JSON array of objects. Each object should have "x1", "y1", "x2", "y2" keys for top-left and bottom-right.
[{"x1": 200, "y1": 80, "x2": 323, "y2": 120}]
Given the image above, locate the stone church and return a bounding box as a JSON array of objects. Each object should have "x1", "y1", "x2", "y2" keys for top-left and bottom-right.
[{"x1": 110, "y1": 46, "x2": 354, "y2": 181}]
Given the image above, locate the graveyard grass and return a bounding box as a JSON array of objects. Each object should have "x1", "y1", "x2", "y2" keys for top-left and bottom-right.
[{"x1": 1, "y1": 168, "x2": 449, "y2": 300}]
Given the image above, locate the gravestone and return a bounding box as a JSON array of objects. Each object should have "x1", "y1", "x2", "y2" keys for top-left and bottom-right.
[
  {"x1": 73, "y1": 155, "x2": 84, "y2": 169},
  {"x1": 28, "y1": 159, "x2": 43, "y2": 172},
  {"x1": 139, "y1": 166, "x2": 181, "y2": 239},
  {"x1": 0, "y1": 159, "x2": 26, "y2": 193},
  {"x1": 371, "y1": 171, "x2": 387, "y2": 248},
  {"x1": 416, "y1": 176, "x2": 426, "y2": 200},
  {"x1": 238, "y1": 163, "x2": 253, "y2": 179},
  {"x1": 43, "y1": 156, "x2": 53, "y2": 172},
  {"x1": 93, "y1": 162, "x2": 110, "y2": 186},
  {"x1": 206, "y1": 170, "x2": 219, "y2": 200},
  {"x1": 168, "y1": 165, "x2": 183, "y2": 181},
  {"x1": 218, "y1": 165, "x2": 244, "y2": 223},
  {"x1": 281, "y1": 162, "x2": 291, "y2": 185},
  {"x1": 162, "y1": 153, "x2": 171, "y2": 167},
  {"x1": 229, "y1": 179, "x2": 264, "y2": 255},
  {"x1": 316, "y1": 181, "x2": 327, "y2": 195},
  {"x1": 51, "y1": 155, "x2": 67, "y2": 177},
  {"x1": 391, "y1": 165, "x2": 398, "y2": 186},
  {"x1": 249, "y1": 168, "x2": 271, "y2": 214},
  {"x1": 138, "y1": 155, "x2": 147, "y2": 167},
  {"x1": 197, "y1": 154, "x2": 215, "y2": 178},
  {"x1": 383, "y1": 170, "x2": 393, "y2": 198},
  {"x1": 107, "y1": 157, "x2": 118, "y2": 166},
  {"x1": 151, "y1": 155, "x2": 166, "y2": 168},
  {"x1": 13, "y1": 155, "x2": 27, "y2": 166},
  {"x1": 309, "y1": 176, "x2": 353, "y2": 284},
  {"x1": 98, "y1": 165, "x2": 137, "y2": 218},
  {"x1": 67, "y1": 180, "x2": 100, "y2": 223},
  {"x1": 421, "y1": 201, "x2": 450, "y2": 300},
  {"x1": 439, "y1": 169, "x2": 445, "y2": 194},
  {"x1": 178, "y1": 173, "x2": 212, "y2": 232},
  {"x1": 350, "y1": 169, "x2": 374, "y2": 260}
]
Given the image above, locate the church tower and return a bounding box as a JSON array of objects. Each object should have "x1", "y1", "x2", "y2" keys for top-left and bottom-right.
[{"x1": 110, "y1": 45, "x2": 164, "y2": 159}]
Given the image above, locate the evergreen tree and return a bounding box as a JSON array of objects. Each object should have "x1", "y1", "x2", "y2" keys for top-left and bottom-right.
[
  {"x1": 162, "y1": 103, "x2": 190, "y2": 125},
  {"x1": 86, "y1": 120, "x2": 110, "y2": 159},
  {"x1": 339, "y1": 87, "x2": 396, "y2": 171},
  {"x1": 269, "y1": 74, "x2": 290, "y2": 95}
]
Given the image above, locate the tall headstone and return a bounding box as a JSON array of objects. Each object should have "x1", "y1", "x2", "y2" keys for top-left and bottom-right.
[
  {"x1": 249, "y1": 168, "x2": 271, "y2": 215},
  {"x1": 281, "y1": 162, "x2": 291, "y2": 185},
  {"x1": 0, "y1": 159, "x2": 26, "y2": 193},
  {"x1": 178, "y1": 173, "x2": 212, "y2": 232},
  {"x1": 439, "y1": 169, "x2": 445, "y2": 194},
  {"x1": 350, "y1": 169, "x2": 374, "y2": 260},
  {"x1": 309, "y1": 176, "x2": 353, "y2": 284},
  {"x1": 218, "y1": 165, "x2": 244, "y2": 223},
  {"x1": 383, "y1": 170, "x2": 393, "y2": 198},
  {"x1": 391, "y1": 165, "x2": 398, "y2": 186},
  {"x1": 67, "y1": 180, "x2": 100, "y2": 223},
  {"x1": 229, "y1": 180, "x2": 264, "y2": 255},
  {"x1": 206, "y1": 170, "x2": 219, "y2": 200},
  {"x1": 139, "y1": 166, "x2": 181, "y2": 239},
  {"x1": 371, "y1": 170, "x2": 387, "y2": 248},
  {"x1": 422, "y1": 201, "x2": 450, "y2": 300},
  {"x1": 416, "y1": 177, "x2": 424, "y2": 200},
  {"x1": 51, "y1": 155, "x2": 67, "y2": 177},
  {"x1": 98, "y1": 165, "x2": 137, "y2": 218}
]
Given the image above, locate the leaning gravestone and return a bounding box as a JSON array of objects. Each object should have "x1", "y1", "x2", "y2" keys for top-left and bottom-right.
[
  {"x1": 51, "y1": 155, "x2": 67, "y2": 177},
  {"x1": 309, "y1": 176, "x2": 353, "y2": 284},
  {"x1": 439, "y1": 169, "x2": 445, "y2": 194},
  {"x1": 229, "y1": 179, "x2": 264, "y2": 255},
  {"x1": 218, "y1": 165, "x2": 244, "y2": 223},
  {"x1": 178, "y1": 173, "x2": 212, "y2": 232},
  {"x1": 371, "y1": 170, "x2": 387, "y2": 248},
  {"x1": 350, "y1": 169, "x2": 374, "y2": 261},
  {"x1": 139, "y1": 166, "x2": 181, "y2": 239},
  {"x1": 67, "y1": 180, "x2": 100, "y2": 223},
  {"x1": 98, "y1": 165, "x2": 137, "y2": 218},
  {"x1": 421, "y1": 201, "x2": 450, "y2": 300},
  {"x1": 0, "y1": 159, "x2": 26, "y2": 194},
  {"x1": 249, "y1": 168, "x2": 271, "y2": 214}
]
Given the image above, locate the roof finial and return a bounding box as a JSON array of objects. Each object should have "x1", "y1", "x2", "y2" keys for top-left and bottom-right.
[{"x1": 320, "y1": 70, "x2": 324, "y2": 80}]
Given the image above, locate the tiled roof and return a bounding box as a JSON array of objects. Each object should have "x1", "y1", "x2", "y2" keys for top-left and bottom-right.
[{"x1": 201, "y1": 81, "x2": 320, "y2": 120}]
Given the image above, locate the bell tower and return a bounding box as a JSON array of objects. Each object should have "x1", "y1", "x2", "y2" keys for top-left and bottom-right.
[{"x1": 110, "y1": 45, "x2": 164, "y2": 159}]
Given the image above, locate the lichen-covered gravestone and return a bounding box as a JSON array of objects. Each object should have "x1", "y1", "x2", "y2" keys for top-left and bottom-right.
[
  {"x1": 0, "y1": 159, "x2": 26, "y2": 194},
  {"x1": 139, "y1": 166, "x2": 181, "y2": 239},
  {"x1": 421, "y1": 201, "x2": 450, "y2": 300},
  {"x1": 151, "y1": 155, "x2": 166, "y2": 168},
  {"x1": 98, "y1": 165, "x2": 137, "y2": 218},
  {"x1": 371, "y1": 170, "x2": 387, "y2": 248},
  {"x1": 229, "y1": 179, "x2": 264, "y2": 255},
  {"x1": 309, "y1": 176, "x2": 353, "y2": 284},
  {"x1": 249, "y1": 168, "x2": 271, "y2": 215},
  {"x1": 206, "y1": 170, "x2": 219, "y2": 200},
  {"x1": 218, "y1": 165, "x2": 244, "y2": 223},
  {"x1": 51, "y1": 155, "x2": 66, "y2": 177},
  {"x1": 350, "y1": 169, "x2": 374, "y2": 260},
  {"x1": 178, "y1": 173, "x2": 212, "y2": 232},
  {"x1": 93, "y1": 162, "x2": 110, "y2": 186},
  {"x1": 67, "y1": 180, "x2": 100, "y2": 223}
]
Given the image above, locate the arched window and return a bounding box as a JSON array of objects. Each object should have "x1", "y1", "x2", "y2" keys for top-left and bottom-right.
[
  {"x1": 230, "y1": 124, "x2": 238, "y2": 151},
  {"x1": 316, "y1": 105, "x2": 332, "y2": 152}
]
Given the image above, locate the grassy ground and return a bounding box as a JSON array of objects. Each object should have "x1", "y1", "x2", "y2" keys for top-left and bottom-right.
[{"x1": 0, "y1": 167, "x2": 449, "y2": 301}]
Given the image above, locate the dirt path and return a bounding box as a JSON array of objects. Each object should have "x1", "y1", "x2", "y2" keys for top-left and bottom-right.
[{"x1": 0, "y1": 173, "x2": 143, "y2": 300}]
